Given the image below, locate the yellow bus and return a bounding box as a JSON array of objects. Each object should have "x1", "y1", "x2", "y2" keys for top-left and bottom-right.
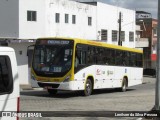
[{"x1": 31, "y1": 37, "x2": 143, "y2": 96}]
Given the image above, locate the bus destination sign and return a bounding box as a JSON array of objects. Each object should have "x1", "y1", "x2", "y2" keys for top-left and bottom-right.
[{"x1": 38, "y1": 40, "x2": 71, "y2": 45}]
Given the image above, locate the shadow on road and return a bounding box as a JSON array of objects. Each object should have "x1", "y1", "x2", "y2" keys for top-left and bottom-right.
[
  {"x1": 20, "y1": 88, "x2": 135, "y2": 98},
  {"x1": 92, "y1": 88, "x2": 135, "y2": 95}
]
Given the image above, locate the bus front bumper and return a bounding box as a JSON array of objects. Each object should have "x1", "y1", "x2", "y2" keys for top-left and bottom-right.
[{"x1": 35, "y1": 81, "x2": 83, "y2": 91}]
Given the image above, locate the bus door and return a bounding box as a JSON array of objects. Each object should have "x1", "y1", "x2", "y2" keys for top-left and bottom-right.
[{"x1": 74, "y1": 44, "x2": 88, "y2": 81}]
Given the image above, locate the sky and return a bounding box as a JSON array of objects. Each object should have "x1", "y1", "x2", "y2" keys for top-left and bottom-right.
[
  {"x1": 102, "y1": 0, "x2": 158, "y2": 19},
  {"x1": 75, "y1": 0, "x2": 158, "y2": 19}
]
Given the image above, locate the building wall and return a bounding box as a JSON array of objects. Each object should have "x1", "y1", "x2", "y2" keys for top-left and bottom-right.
[
  {"x1": 9, "y1": 42, "x2": 34, "y2": 85},
  {"x1": 136, "y1": 25, "x2": 141, "y2": 39},
  {"x1": 137, "y1": 19, "x2": 152, "y2": 68},
  {"x1": 152, "y1": 19, "x2": 158, "y2": 54},
  {"x1": 45, "y1": 0, "x2": 97, "y2": 40},
  {"x1": 136, "y1": 18, "x2": 158, "y2": 69},
  {"x1": 0, "y1": 0, "x2": 19, "y2": 38},
  {"x1": 151, "y1": 19, "x2": 157, "y2": 68},
  {"x1": 19, "y1": 0, "x2": 46, "y2": 39},
  {"x1": 97, "y1": 2, "x2": 136, "y2": 48}
]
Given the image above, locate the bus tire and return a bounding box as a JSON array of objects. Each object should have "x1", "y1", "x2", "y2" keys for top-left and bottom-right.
[
  {"x1": 83, "y1": 79, "x2": 93, "y2": 96},
  {"x1": 121, "y1": 78, "x2": 127, "y2": 92},
  {"x1": 47, "y1": 89, "x2": 58, "y2": 95}
]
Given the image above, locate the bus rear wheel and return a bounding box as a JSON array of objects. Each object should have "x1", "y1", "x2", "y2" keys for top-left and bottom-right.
[
  {"x1": 83, "y1": 79, "x2": 93, "y2": 96},
  {"x1": 121, "y1": 78, "x2": 127, "y2": 92},
  {"x1": 47, "y1": 89, "x2": 58, "y2": 95}
]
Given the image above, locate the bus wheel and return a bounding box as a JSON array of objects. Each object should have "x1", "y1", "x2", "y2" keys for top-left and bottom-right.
[
  {"x1": 84, "y1": 79, "x2": 93, "y2": 96},
  {"x1": 47, "y1": 89, "x2": 58, "y2": 95},
  {"x1": 121, "y1": 78, "x2": 127, "y2": 92}
]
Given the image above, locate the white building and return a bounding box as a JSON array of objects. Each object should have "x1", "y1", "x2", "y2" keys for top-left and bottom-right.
[
  {"x1": 0, "y1": 0, "x2": 136, "y2": 85},
  {"x1": 96, "y1": 2, "x2": 135, "y2": 47},
  {"x1": 135, "y1": 25, "x2": 149, "y2": 48}
]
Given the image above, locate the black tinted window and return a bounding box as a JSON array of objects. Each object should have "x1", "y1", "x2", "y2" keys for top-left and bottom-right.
[
  {"x1": 115, "y1": 50, "x2": 123, "y2": 66},
  {"x1": 122, "y1": 51, "x2": 130, "y2": 66},
  {"x1": 130, "y1": 53, "x2": 136, "y2": 66},
  {"x1": 136, "y1": 53, "x2": 143, "y2": 67},
  {"x1": 104, "y1": 49, "x2": 115, "y2": 65},
  {"x1": 0, "y1": 56, "x2": 13, "y2": 95}
]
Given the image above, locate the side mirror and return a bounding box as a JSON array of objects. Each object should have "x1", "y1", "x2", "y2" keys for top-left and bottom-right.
[{"x1": 27, "y1": 45, "x2": 35, "y2": 56}]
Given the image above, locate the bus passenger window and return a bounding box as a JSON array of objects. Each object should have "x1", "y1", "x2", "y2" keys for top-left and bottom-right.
[
  {"x1": 136, "y1": 53, "x2": 143, "y2": 67},
  {"x1": 130, "y1": 53, "x2": 136, "y2": 66},
  {"x1": 104, "y1": 49, "x2": 115, "y2": 65},
  {"x1": 87, "y1": 47, "x2": 94, "y2": 64},
  {"x1": 96, "y1": 48, "x2": 104, "y2": 64},
  {"x1": 75, "y1": 50, "x2": 86, "y2": 67},
  {"x1": 115, "y1": 51, "x2": 123, "y2": 66},
  {"x1": 75, "y1": 51, "x2": 80, "y2": 67},
  {"x1": 122, "y1": 52, "x2": 130, "y2": 66}
]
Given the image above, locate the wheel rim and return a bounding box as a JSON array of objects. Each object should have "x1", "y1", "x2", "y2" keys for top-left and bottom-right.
[
  {"x1": 86, "y1": 81, "x2": 91, "y2": 95},
  {"x1": 122, "y1": 79, "x2": 127, "y2": 91},
  {"x1": 123, "y1": 83, "x2": 126, "y2": 90}
]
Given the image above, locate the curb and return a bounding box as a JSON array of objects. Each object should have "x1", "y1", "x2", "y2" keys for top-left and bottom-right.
[{"x1": 20, "y1": 85, "x2": 43, "y2": 91}]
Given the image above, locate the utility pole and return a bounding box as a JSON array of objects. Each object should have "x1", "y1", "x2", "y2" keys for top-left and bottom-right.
[
  {"x1": 155, "y1": 0, "x2": 160, "y2": 110},
  {"x1": 118, "y1": 12, "x2": 122, "y2": 46}
]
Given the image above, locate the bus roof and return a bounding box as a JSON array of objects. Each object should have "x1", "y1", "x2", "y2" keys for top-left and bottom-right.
[{"x1": 37, "y1": 37, "x2": 143, "y2": 53}]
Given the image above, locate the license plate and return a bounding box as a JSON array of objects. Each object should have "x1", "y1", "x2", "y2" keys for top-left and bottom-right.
[{"x1": 44, "y1": 86, "x2": 52, "y2": 89}]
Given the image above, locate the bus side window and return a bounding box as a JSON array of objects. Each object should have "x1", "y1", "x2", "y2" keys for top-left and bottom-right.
[
  {"x1": 87, "y1": 47, "x2": 94, "y2": 64},
  {"x1": 0, "y1": 56, "x2": 13, "y2": 95},
  {"x1": 104, "y1": 48, "x2": 115, "y2": 65},
  {"x1": 76, "y1": 44, "x2": 88, "y2": 66},
  {"x1": 115, "y1": 50, "x2": 123, "y2": 66},
  {"x1": 136, "y1": 53, "x2": 143, "y2": 67},
  {"x1": 122, "y1": 51, "x2": 130, "y2": 66},
  {"x1": 130, "y1": 53, "x2": 136, "y2": 67},
  {"x1": 96, "y1": 48, "x2": 105, "y2": 64},
  {"x1": 110, "y1": 49, "x2": 115, "y2": 65},
  {"x1": 104, "y1": 49, "x2": 110, "y2": 65},
  {"x1": 77, "y1": 50, "x2": 86, "y2": 65}
]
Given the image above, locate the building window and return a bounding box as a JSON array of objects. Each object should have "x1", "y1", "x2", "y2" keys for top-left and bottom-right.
[
  {"x1": 120, "y1": 31, "x2": 125, "y2": 41},
  {"x1": 27, "y1": 11, "x2": 37, "y2": 21},
  {"x1": 65, "y1": 14, "x2": 69, "y2": 23},
  {"x1": 129, "y1": 32, "x2": 134, "y2": 41},
  {"x1": 153, "y1": 28, "x2": 157, "y2": 37},
  {"x1": 101, "y1": 29, "x2": 108, "y2": 41},
  {"x1": 0, "y1": 56, "x2": 13, "y2": 95},
  {"x1": 153, "y1": 44, "x2": 157, "y2": 52},
  {"x1": 72, "y1": 15, "x2": 76, "y2": 24},
  {"x1": 88, "y1": 17, "x2": 92, "y2": 26},
  {"x1": 112, "y1": 30, "x2": 118, "y2": 41},
  {"x1": 55, "y1": 13, "x2": 60, "y2": 23}
]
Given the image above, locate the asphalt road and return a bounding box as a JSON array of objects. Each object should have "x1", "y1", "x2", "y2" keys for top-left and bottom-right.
[{"x1": 19, "y1": 77, "x2": 155, "y2": 120}]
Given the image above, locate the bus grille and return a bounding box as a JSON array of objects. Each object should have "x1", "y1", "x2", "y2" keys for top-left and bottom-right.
[{"x1": 38, "y1": 82, "x2": 60, "y2": 88}]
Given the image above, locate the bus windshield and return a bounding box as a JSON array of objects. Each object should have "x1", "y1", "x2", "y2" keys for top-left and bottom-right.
[{"x1": 32, "y1": 39, "x2": 74, "y2": 77}]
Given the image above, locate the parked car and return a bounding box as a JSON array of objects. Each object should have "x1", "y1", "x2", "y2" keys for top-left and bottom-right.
[
  {"x1": 143, "y1": 68, "x2": 156, "y2": 77},
  {"x1": 0, "y1": 47, "x2": 20, "y2": 120}
]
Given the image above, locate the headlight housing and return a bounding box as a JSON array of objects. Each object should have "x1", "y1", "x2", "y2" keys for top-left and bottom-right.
[
  {"x1": 63, "y1": 75, "x2": 71, "y2": 82},
  {"x1": 31, "y1": 74, "x2": 36, "y2": 81}
]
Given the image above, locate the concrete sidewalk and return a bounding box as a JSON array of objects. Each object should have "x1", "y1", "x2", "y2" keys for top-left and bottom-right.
[{"x1": 20, "y1": 84, "x2": 43, "y2": 91}]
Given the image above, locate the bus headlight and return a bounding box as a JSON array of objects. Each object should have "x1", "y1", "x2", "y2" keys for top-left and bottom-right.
[{"x1": 63, "y1": 75, "x2": 71, "y2": 82}]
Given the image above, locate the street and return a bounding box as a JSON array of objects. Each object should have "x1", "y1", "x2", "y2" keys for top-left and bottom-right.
[{"x1": 20, "y1": 77, "x2": 155, "y2": 120}]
